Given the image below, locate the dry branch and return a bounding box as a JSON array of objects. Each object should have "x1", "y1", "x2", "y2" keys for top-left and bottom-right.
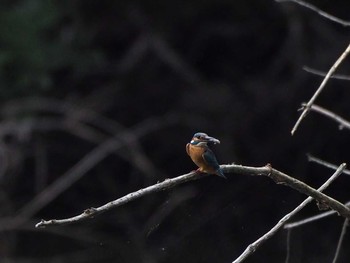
[
  {"x1": 284, "y1": 201, "x2": 350, "y2": 229},
  {"x1": 291, "y1": 43, "x2": 350, "y2": 135},
  {"x1": 308, "y1": 154, "x2": 350, "y2": 175},
  {"x1": 332, "y1": 218, "x2": 349, "y2": 263},
  {"x1": 303, "y1": 66, "x2": 350, "y2": 81},
  {"x1": 36, "y1": 163, "x2": 350, "y2": 228},
  {"x1": 307, "y1": 104, "x2": 350, "y2": 131},
  {"x1": 276, "y1": 0, "x2": 350, "y2": 27},
  {"x1": 232, "y1": 163, "x2": 346, "y2": 263}
]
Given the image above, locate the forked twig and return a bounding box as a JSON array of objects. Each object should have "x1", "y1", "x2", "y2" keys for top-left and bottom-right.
[
  {"x1": 232, "y1": 164, "x2": 346, "y2": 263},
  {"x1": 291, "y1": 43, "x2": 350, "y2": 135},
  {"x1": 283, "y1": 155, "x2": 350, "y2": 229}
]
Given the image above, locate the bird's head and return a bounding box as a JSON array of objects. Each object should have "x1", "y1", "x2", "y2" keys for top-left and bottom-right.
[{"x1": 190, "y1": 132, "x2": 220, "y2": 146}]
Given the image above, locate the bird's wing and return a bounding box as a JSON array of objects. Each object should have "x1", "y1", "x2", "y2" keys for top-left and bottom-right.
[
  {"x1": 186, "y1": 143, "x2": 191, "y2": 156},
  {"x1": 202, "y1": 148, "x2": 220, "y2": 170}
]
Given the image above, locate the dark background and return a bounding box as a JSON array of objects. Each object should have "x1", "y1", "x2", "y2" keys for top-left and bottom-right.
[{"x1": 0, "y1": 0, "x2": 350, "y2": 262}]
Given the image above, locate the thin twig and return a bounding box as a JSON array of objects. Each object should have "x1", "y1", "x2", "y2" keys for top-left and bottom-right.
[
  {"x1": 291, "y1": 43, "x2": 350, "y2": 135},
  {"x1": 307, "y1": 104, "x2": 350, "y2": 131},
  {"x1": 232, "y1": 163, "x2": 346, "y2": 263},
  {"x1": 35, "y1": 163, "x2": 350, "y2": 228},
  {"x1": 307, "y1": 154, "x2": 350, "y2": 175},
  {"x1": 303, "y1": 66, "x2": 350, "y2": 81},
  {"x1": 285, "y1": 229, "x2": 291, "y2": 263},
  {"x1": 332, "y1": 218, "x2": 349, "y2": 263},
  {"x1": 285, "y1": 209, "x2": 337, "y2": 229},
  {"x1": 275, "y1": 0, "x2": 350, "y2": 27},
  {"x1": 284, "y1": 201, "x2": 350, "y2": 229}
]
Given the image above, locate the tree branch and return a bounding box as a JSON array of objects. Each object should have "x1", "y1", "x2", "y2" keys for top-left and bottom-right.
[
  {"x1": 303, "y1": 66, "x2": 350, "y2": 81},
  {"x1": 332, "y1": 218, "x2": 348, "y2": 263},
  {"x1": 36, "y1": 163, "x2": 349, "y2": 228},
  {"x1": 232, "y1": 163, "x2": 346, "y2": 263},
  {"x1": 307, "y1": 154, "x2": 350, "y2": 175},
  {"x1": 307, "y1": 104, "x2": 350, "y2": 131},
  {"x1": 275, "y1": 0, "x2": 350, "y2": 27},
  {"x1": 291, "y1": 43, "x2": 350, "y2": 135},
  {"x1": 284, "y1": 201, "x2": 350, "y2": 229},
  {"x1": 36, "y1": 171, "x2": 202, "y2": 227}
]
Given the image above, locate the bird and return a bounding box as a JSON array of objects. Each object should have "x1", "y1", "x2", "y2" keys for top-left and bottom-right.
[{"x1": 186, "y1": 132, "x2": 226, "y2": 179}]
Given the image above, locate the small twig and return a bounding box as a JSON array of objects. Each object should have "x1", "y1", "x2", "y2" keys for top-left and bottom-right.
[
  {"x1": 306, "y1": 104, "x2": 350, "y2": 131},
  {"x1": 284, "y1": 201, "x2": 350, "y2": 229},
  {"x1": 285, "y1": 210, "x2": 337, "y2": 229},
  {"x1": 307, "y1": 154, "x2": 350, "y2": 175},
  {"x1": 291, "y1": 43, "x2": 350, "y2": 135},
  {"x1": 332, "y1": 218, "x2": 349, "y2": 263},
  {"x1": 275, "y1": 0, "x2": 350, "y2": 27},
  {"x1": 303, "y1": 66, "x2": 350, "y2": 81},
  {"x1": 285, "y1": 229, "x2": 291, "y2": 263},
  {"x1": 36, "y1": 163, "x2": 350, "y2": 228},
  {"x1": 232, "y1": 163, "x2": 346, "y2": 263}
]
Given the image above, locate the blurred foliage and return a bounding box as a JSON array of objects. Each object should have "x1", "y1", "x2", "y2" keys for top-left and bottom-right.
[{"x1": 0, "y1": 0, "x2": 106, "y2": 98}]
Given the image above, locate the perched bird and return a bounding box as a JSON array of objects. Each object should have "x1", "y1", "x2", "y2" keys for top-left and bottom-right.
[{"x1": 186, "y1": 132, "x2": 226, "y2": 179}]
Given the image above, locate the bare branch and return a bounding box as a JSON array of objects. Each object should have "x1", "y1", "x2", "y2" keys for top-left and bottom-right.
[
  {"x1": 284, "y1": 201, "x2": 350, "y2": 229},
  {"x1": 303, "y1": 66, "x2": 350, "y2": 81},
  {"x1": 275, "y1": 0, "x2": 350, "y2": 27},
  {"x1": 35, "y1": 163, "x2": 349, "y2": 228},
  {"x1": 285, "y1": 229, "x2": 291, "y2": 263},
  {"x1": 308, "y1": 154, "x2": 350, "y2": 175},
  {"x1": 36, "y1": 171, "x2": 202, "y2": 228},
  {"x1": 291, "y1": 43, "x2": 350, "y2": 135},
  {"x1": 332, "y1": 218, "x2": 349, "y2": 263},
  {"x1": 232, "y1": 163, "x2": 346, "y2": 263},
  {"x1": 307, "y1": 104, "x2": 350, "y2": 131}
]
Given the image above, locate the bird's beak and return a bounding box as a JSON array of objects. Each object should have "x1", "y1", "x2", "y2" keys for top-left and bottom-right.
[{"x1": 204, "y1": 135, "x2": 220, "y2": 144}]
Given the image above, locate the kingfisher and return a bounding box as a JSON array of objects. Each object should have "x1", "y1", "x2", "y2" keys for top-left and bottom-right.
[{"x1": 186, "y1": 132, "x2": 226, "y2": 179}]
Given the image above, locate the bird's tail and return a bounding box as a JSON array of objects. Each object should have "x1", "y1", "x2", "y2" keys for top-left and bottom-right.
[{"x1": 216, "y1": 168, "x2": 227, "y2": 179}]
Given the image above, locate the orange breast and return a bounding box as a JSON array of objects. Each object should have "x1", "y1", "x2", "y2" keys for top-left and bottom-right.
[{"x1": 187, "y1": 144, "x2": 216, "y2": 174}]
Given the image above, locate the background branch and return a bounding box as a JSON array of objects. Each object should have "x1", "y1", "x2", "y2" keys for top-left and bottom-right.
[
  {"x1": 332, "y1": 218, "x2": 349, "y2": 263},
  {"x1": 284, "y1": 201, "x2": 350, "y2": 229},
  {"x1": 307, "y1": 104, "x2": 350, "y2": 131},
  {"x1": 303, "y1": 66, "x2": 350, "y2": 81},
  {"x1": 275, "y1": 0, "x2": 350, "y2": 26},
  {"x1": 308, "y1": 154, "x2": 350, "y2": 175},
  {"x1": 0, "y1": 115, "x2": 176, "y2": 231},
  {"x1": 291, "y1": 43, "x2": 350, "y2": 135}
]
